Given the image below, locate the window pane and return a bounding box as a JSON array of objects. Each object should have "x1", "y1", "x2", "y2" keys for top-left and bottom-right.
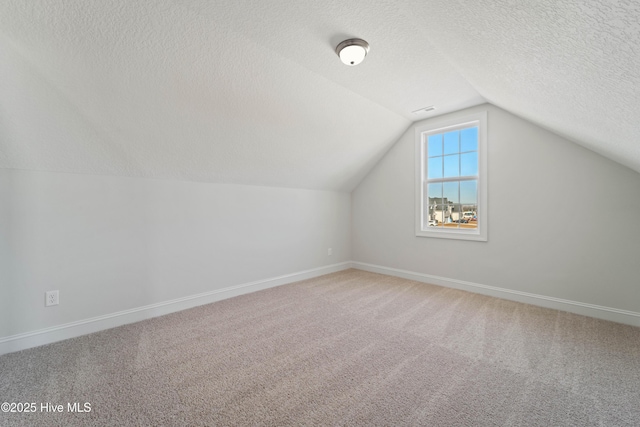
[
  {"x1": 443, "y1": 181, "x2": 459, "y2": 204},
  {"x1": 452, "y1": 203, "x2": 463, "y2": 223},
  {"x1": 444, "y1": 182, "x2": 459, "y2": 228},
  {"x1": 443, "y1": 154, "x2": 459, "y2": 178},
  {"x1": 443, "y1": 131, "x2": 459, "y2": 155},
  {"x1": 428, "y1": 134, "x2": 443, "y2": 157},
  {"x1": 427, "y1": 156, "x2": 442, "y2": 179},
  {"x1": 427, "y1": 182, "x2": 442, "y2": 201},
  {"x1": 463, "y1": 211, "x2": 478, "y2": 228},
  {"x1": 427, "y1": 182, "x2": 444, "y2": 227},
  {"x1": 460, "y1": 180, "x2": 477, "y2": 205},
  {"x1": 461, "y1": 127, "x2": 478, "y2": 152},
  {"x1": 461, "y1": 152, "x2": 478, "y2": 176}
]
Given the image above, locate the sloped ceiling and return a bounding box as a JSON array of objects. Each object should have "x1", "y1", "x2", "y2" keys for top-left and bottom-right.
[
  {"x1": 0, "y1": 1, "x2": 638, "y2": 192},
  {"x1": 409, "y1": 0, "x2": 640, "y2": 176}
]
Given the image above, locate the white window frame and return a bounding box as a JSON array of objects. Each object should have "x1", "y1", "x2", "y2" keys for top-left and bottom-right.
[{"x1": 415, "y1": 111, "x2": 488, "y2": 241}]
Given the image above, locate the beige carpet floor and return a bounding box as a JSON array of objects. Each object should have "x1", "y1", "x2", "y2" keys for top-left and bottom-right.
[{"x1": 1, "y1": 269, "x2": 639, "y2": 426}]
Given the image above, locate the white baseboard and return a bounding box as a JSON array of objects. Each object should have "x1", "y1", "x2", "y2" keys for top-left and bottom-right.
[
  {"x1": 352, "y1": 261, "x2": 640, "y2": 328},
  {"x1": 0, "y1": 262, "x2": 352, "y2": 356},
  {"x1": 4, "y1": 260, "x2": 637, "y2": 356}
]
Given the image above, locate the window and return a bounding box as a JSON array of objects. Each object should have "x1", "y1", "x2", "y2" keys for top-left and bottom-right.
[{"x1": 415, "y1": 112, "x2": 487, "y2": 241}]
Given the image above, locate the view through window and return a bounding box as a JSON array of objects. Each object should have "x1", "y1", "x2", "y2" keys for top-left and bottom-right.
[{"x1": 426, "y1": 126, "x2": 478, "y2": 229}]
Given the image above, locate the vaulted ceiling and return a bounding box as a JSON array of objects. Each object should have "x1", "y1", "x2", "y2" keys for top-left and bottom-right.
[{"x1": 1, "y1": 1, "x2": 638, "y2": 191}]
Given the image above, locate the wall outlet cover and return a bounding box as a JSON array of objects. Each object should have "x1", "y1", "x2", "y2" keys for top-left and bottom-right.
[{"x1": 46, "y1": 290, "x2": 59, "y2": 307}]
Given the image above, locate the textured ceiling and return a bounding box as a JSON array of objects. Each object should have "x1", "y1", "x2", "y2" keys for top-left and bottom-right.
[
  {"x1": 0, "y1": 1, "x2": 638, "y2": 192},
  {"x1": 405, "y1": 0, "x2": 640, "y2": 174}
]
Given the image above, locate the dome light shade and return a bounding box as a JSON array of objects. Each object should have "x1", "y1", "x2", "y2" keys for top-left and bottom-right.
[{"x1": 336, "y1": 39, "x2": 369, "y2": 66}]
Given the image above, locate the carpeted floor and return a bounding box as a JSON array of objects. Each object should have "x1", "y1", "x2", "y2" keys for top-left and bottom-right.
[{"x1": 1, "y1": 269, "x2": 639, "y2": 426}]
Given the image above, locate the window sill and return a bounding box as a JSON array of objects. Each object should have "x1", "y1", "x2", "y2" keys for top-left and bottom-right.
[{"x1": 416, "y1": 227, "x2": 487, "y2": 241}]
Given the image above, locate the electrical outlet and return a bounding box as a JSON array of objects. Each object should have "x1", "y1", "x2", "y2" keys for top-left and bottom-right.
[
  {"x1": 45, "y1": 290, "x2": 59, "y2": 307},
  {"x1": 328, "y1": 248, "x2": 333, "y2": 256}
]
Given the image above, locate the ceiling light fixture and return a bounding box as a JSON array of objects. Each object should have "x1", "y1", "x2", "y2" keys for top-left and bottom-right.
[{"x1": 335, "y1": 38, "x2": 369, "y2": 66}]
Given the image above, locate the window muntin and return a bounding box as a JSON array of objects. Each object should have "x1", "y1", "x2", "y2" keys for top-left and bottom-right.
[{"x1": 415, "y1": 112, "x2": 487, "y2": 241}]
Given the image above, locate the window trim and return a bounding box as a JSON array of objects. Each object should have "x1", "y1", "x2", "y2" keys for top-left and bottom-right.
[{"x1": 415, "y1": 111, "x2": 488, "y2": 241}]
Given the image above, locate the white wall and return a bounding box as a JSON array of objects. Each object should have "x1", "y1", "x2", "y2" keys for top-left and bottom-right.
[
  {"x1": 0, "y1": 169, "x2": 350, "y2": 339},
  {"x1": 352, "y1": 104, "x2": 640, "y2": 315},
  {"x1": 3, "y1": 103, "x2": 639, "y2": 349}
]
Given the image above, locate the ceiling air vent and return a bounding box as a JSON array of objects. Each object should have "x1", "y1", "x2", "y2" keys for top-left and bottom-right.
[{"x1": 412, "y1": 106, "x2": 436, "y2": 114}]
